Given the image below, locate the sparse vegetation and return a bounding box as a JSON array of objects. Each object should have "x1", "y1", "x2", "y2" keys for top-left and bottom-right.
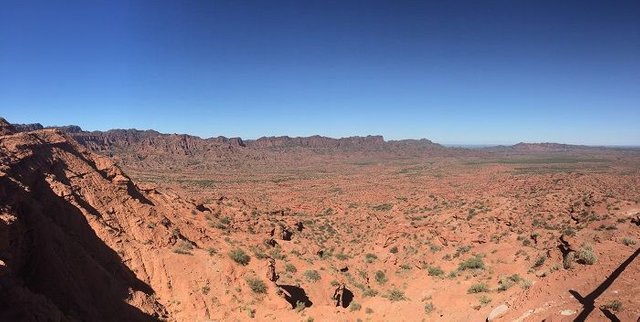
[
  {"x1": 497, "y1": 274, "x2": 521, "y2": 291},
  {"x1": 458, "y1": 255, "x2": 485, "y2": 271},
  {"x1": 468, "y1": 282, "x2": 489, "y2": 293},
  {"x1": 424, "y1": 302, "x2": 435, "y2": 313},
  {"x1": 362, "y1": 288, "x2": 379, "y2": 297},
  {"x1": 601, "y1": 299, "x2": 622, "y2": 312},
  {"x1": 576, "y1": 245, "x2": 597, "y2": 265},
  {"x1": 172, "y1": 240, "x2": 194, "y2": 255},
  {"x1": 285, "y1": 263, "x2": 297, "y2": 273},
  {"x1": 229, "y1": 248, "x2": 251, "y2": 265},
  {"x1": 427, "y1": 265, "x2": 445, "y2": 277},
  {"x1": 478, "y1": 295, "x2": 492, "y2": 306},
  {"x1": 372, "y1": 203, "x2": 393, "y2": 211},
  {"x1": 385, "y1": 288, "x2": 407, "y2": 301},
  {"x1": 365, "y1": 253, "x2": 378, "y2": 263},
  {"x1": 304, "y1": 270, "x2": 321, "y2": 282},
  {"x1": 622, "y1": 237, "x2": 637, "y2": 246},
  {"x1": 532, "y1": 255, "x2": 546, "y2": 268},
  {"x1": 246, "y1": 277, "x2": 267, "y2": 294},
  {"x1": 374, "y1": 270, "x2": 388, "y2": 285}
]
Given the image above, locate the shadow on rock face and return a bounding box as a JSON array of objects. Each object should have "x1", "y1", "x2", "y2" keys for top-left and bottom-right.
[
  {"x1": 340, "y1": 288, "x2": 354, "y2": 308},
  {"x1": 279, "y1": 285, "x2": 313, "y2": 309}
]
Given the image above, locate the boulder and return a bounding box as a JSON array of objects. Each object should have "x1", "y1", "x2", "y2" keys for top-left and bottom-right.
[{"x1": 487, "y1": 304, "x2": 509, "y2": 321}]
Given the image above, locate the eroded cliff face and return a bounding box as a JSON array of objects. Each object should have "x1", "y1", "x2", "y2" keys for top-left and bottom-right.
[{"x1": 0, "y1": 129, "x2": 209, "y2": 321}]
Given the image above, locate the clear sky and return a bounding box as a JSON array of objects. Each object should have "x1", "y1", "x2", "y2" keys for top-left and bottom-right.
[{"x1": 1, "y1": 1, "x2": 638, "y2": 145}]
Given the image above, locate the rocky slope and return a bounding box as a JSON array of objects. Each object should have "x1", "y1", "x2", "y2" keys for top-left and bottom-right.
[{"x1": 0, "y1": 124, "x2": 216, "y2": 321}]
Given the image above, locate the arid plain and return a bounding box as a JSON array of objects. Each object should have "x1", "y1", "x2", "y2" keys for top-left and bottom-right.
[{"x1": 1, "y1": 119, "x2": 639, "y2": 321}]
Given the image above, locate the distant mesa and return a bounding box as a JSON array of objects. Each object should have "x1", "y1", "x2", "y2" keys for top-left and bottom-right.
[{"x1": 0, "y1": 117, "x2": 17, "y2": 135}]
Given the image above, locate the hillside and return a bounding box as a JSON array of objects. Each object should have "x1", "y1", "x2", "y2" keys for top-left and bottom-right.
[{"x1": 1, "y1": 118, "x2": 639, "y2": 321}]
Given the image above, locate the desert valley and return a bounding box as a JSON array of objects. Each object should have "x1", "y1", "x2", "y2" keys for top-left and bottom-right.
[{"x1": 1, "y1": 117, "x2": 638, "y2": 321}]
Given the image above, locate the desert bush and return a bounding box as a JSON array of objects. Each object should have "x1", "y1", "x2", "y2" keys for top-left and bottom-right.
[
  {"x1": 532, "y1": 255, "x2": 546, "y2": 268},
  {"x1": 601, "y1": 299, "x2": 622, "y2": 312},
  {"x1": 246, "y1": 277, "x2": 267, "y2": 294},
  {"x1": 424, "y1": 302, "x2": 435, "y2": 313},
  {"x1": 385, "y1": 288, "x2": 407, "y2": 301},
  {"x1": 576, "y1": 245, "x2": 597, "y2": 265},
  {"x1": 479, "y1": 295, "x2": 492, "y2": 305},
  {"x1": 563, "y1": 251, "x2": 575, "y2": 269},
  {"x1": 622, "y1": 237, "x2": 637, "y2": 246},
  {"x1": 365, "y1": 253, "x2": 378, "y2": 263},
  {"x1": 427, "y1": 266, "x2": 445, "y2": 277},
  {"x1": 374, "y1": 270, "x2": 387, "y2": 285},
  {"x1": 348, "y1": 302, "x2": 362, "y2": 311},
  {"x1": 468, "y1": 282, "x2": 489, "y2": 293},
  {"x1": 285, "y1": 263, "x2": 297, "y2": 273},
  {"x1": 372, "y1": 203, "x2": 393, "y2": 211},
  {"x1": 362, "y1": 288, "x2": 379, "y2": 297},
  {"x1": 429, "y1": 244, "x2": 443, "y2": 253},
  {"x1": 173, "y1": 240, "x2": 194, "y2": 255},
  {"x1": 519, "y1": 279, "x2": 532, "y2": 289},
  {"x1": 304, "y1": 270, "x2": 321, "y2": 282},
  {"x1": 497, "y1": 274, "x2": 521, "y2": 291},
  {"x1": 458, "y1": 256, "x2": 485, "y2": 271},
  {"x1": 389, "y1": 246, "x2": 399, "y2": 254},
  {"x1": 562, "y1": 227, "x2": 576, "y2": 237},
  {"x1": 229, "y1": 248, "x2": 251, "y2": 265},
  {"x1": 365, "y1": 307, "x2": 374, "y2": 314}
]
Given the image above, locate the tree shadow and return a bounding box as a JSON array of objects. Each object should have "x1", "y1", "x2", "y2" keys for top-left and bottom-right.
[
  {"x1": 279, "y1": 284, "x2": 313, "y2": 309},
  {"x1": 569, "y1": 247, "x2": 640, "y2": 322},
  {"x1": 0, "y1": 167, "x2": 162, "y2": 321}
]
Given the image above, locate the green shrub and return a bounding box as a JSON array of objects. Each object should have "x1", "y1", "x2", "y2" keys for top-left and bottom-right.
[
  {"x1": 427, "y1": 266, "x2": 445, "y2": 277},
  {"x1": 365, "y1": 253, "x2": 378, "y2": 263},
  {"x1": 424, "y1": 302, "x2": 434, "y2": 313},
  {"x1": 229, "y1": 248, "x2": 251, "y2": 265},
  {"x1": 468, "y1": 282, "x2": 489, "y2": 293},
  {"x1": 532, "y1": 255, "x2": 546, "y2": 268},
  {"x1": 519, "y1": 279, "x2": 532, "y2": 289},
  {"x1": 173, "y1": 240, "x2": 194, "y2": 255},
  {"x1": 458, "y1": 256, "x2": 485, "y2": 271},
  {"x1": 622, "y1": 237, "x2": 637, "y2": 246},
  {"x1": 563, "y1": 252, "x2": 575, "y2": 269},
  {"x1": 304, "y1": 270, "x2": 321, "y2": 282},
  {"x1": 365, "y1": 307, "x2": 374, "y2": 314},
  {"x1": 385, "y1": 288, "x2": 407, "y2": 301},
  {"x1": 389, "y1": 246, "x2": 399, "y2": 254},
  {"x1": 362, "y1": 288, "x2": 379, "y2": 297},
  {"x1": 497, "y1": 274, "x2": 521, "y2": 291},
  {"x1": 285, "y1": 263, "x2": 297, "y2": 273},
  {"x1": 246, "y1": 277, "x2": 267, "y2": 293},
  {"x1": 374, "y1": 270, "x2": 387, "y2": 285},
  {"x1": 576, "y1": 245, "x2": 597, "y2": 265},
  {"x1": 373, "y1": 203, "x2": 393, "y2": 211},
  {"x1": 479, "y1": 295, "x2": 492, "y2": 305},
  {"x1": 601, "y1": 299, "x2": 622, "y2": 312},
  {"x1": 348, "y1": 302, "x2": 362, "y2": 311}
]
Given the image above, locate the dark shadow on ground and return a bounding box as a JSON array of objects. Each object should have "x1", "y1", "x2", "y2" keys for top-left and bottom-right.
[
  {"x1": 279, "y1": 284, "x2": 313, "y2": 309},
  {"x1": 340, "y1": 288, "x2": 354, "y2": 308},
  {"x1": 569, "y1": 247, "x2": 640, "y2": 322}
]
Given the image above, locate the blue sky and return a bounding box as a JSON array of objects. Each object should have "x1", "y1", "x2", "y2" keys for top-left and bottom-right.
[{"x1": 1, "y1": 1, "x2": 638, "y2": 145}]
